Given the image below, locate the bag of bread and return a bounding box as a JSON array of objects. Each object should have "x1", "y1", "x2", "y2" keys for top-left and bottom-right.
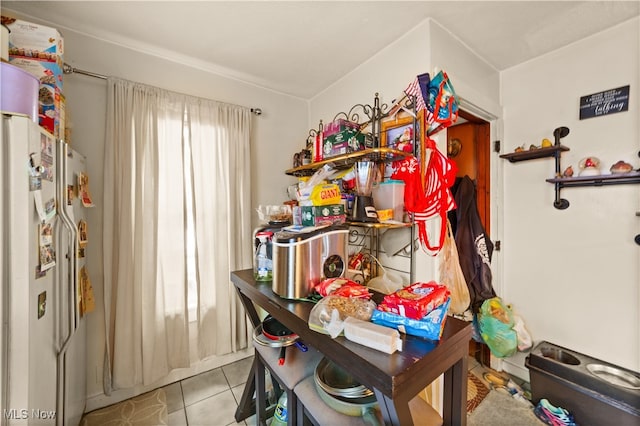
[{"x1": 308, "y1": 295, "x2": 376, "y2": 338}]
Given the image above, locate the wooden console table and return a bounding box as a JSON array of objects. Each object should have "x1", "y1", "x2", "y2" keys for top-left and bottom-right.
[{"x1": 231, "y1": 269, "x2": 472, "y2": 425}]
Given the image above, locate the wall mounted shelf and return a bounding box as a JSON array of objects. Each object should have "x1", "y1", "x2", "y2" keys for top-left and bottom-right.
[
  {"x1": 285, "y1": 147, "x2": 411, "y2": 177},
  {"x1": 546, "y1": 171, "x2": 640, "y2": 187},
  {"x1": 500, "y1": 126, "x2": 640, "y2": 210},
  {"x1": 499, "y1": 145, "x2": 570, "y2": 162}
]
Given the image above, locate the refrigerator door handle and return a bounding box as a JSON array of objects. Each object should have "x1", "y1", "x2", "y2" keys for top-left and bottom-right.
[
  {"x1": 56, "y1": 140, "x2": 79, "y2": 348},
  {"x1": 55, "y1": 140, "x2": 80, "y2": 426}
]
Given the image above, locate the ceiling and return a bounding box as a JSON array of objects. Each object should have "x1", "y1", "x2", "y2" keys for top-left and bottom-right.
[{"x1": 3, "y1": 1, "x2": 639, "y2": 99}]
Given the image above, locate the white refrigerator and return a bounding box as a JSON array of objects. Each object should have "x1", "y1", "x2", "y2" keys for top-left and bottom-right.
[{"x1": 1, "y1": 113, "x2": 89, "y2": 426}]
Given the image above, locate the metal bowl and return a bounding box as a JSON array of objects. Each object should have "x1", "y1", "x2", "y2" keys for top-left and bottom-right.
[
  {"x1": 314, "y1": 357, "x2": 373, "y2": 399},
  {"x1": 586, "y1": 363, "x2": 640, "y2": 390},
  {"x1": 540, "y1": 346, "x2": 581, "y2": 365}
]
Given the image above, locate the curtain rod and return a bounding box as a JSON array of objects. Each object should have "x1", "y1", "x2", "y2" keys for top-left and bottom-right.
[
  {"x1": 62, "y1": 62, "x2": 107, "y2": 80},
  {"x1": 61, "y1": 62, "x2": 263, "y2": 115}
]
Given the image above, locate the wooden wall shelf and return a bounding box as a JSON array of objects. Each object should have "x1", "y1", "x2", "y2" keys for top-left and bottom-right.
[
  {"x1": 499, "y1": 145, "x2": 569, "y2": 162},
  {"x1": 546, "y1": 171, "x2": 640, "y2": 187}
]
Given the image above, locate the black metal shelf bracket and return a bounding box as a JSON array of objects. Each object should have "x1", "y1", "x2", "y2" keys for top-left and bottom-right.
[{"x1": 552, "y1": 126, "x2": 570, "y2": 209}]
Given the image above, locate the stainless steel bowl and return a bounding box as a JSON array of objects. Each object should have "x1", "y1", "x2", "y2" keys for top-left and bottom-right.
[
  {"x1": 314, "y1": 357, "x2": 373, "y2": 399},
  {"x1": 586, "y1": 363, "x2": 640, "y2": 390}
]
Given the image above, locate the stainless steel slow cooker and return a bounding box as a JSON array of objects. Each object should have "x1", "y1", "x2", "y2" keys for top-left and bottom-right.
[{"x1": 272, "y1": 225, "x2": 348, "y2": 299}]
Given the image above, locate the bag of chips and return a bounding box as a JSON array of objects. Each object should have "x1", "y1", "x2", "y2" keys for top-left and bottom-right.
[
  {"x1": 314, "y1": 277, "x2": 371, "y2": 299},
  {"x1": 376, "y1": 281, "x2": 450, "y2": 320}
]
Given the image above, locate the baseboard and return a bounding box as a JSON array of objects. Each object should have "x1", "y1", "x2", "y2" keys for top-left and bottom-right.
[
  {"x1": 84, "y1": 347, "x2": 253, "y2": 412},
  {"x1": 500, "y1": 351, "x2": 531, "y2": 382}
]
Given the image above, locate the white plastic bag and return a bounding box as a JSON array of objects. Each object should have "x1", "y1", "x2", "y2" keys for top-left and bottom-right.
[
  {"x1": 512, "y1": 312, "x2": 533, "y2": 351},
  {"x1": 366, "y1": 256, "x2": 406, "y2": 295}
]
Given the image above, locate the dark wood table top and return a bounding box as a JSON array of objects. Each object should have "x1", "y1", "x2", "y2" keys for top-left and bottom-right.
[{"x1": 231, "y1": 268, "x2": 472, "y2": 401}]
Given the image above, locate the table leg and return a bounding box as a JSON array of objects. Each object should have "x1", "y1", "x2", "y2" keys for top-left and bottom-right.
[
  {"x1": 442, "y1": 355, "x2": 468, "y2": 426},
  {"x1": 374, "y1": 389, "x2": 413, "y2": 425},
  {"x1": 234, "y1": 357, "x2": 257, "y2": 422},
  {"x1": 236, "y1": 287, "x2": 261, "y2": 328},
  {"x1": 255, "y1": 353, "x2": 267, "y2": 426},
  {"x1": 233, "y1": 287, "x2": 263, "y2": 422}
]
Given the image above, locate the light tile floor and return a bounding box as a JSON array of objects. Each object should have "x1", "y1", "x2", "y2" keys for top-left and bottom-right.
[
  {"x1": 163, "y1": 355, "x2": 256, "y2": 426},
  {"x1": 159, "y1": 353, "x2": 530, "y2": 425}
]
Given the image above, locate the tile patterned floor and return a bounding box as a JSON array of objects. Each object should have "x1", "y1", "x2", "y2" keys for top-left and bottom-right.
[
  {"x1": 162, "y1": 355, "x2": 256, "y2": 426},
  {"x1": 149, "y1": 353, "x2": 529, "y2": 425}
]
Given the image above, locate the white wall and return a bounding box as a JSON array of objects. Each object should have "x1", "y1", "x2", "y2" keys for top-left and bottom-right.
[
  {"x1": 501, "y1": 17, "x2": 639, "y2": 374},
  {"x1": 2, "y1": 7, "x2": 308, "y2": 407}
]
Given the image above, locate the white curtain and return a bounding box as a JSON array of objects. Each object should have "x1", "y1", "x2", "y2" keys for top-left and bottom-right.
[{"x1": 103, "y1": 78, "x2": 252, "y2": 391}]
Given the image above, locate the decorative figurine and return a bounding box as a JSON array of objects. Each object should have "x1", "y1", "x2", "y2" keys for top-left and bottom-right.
[
  {"x1": 609, "y1": 160, "x2": 633, "y2": 174},
  {"x1": 578, "y1": 157, "x2": 601, "y2": 177}
]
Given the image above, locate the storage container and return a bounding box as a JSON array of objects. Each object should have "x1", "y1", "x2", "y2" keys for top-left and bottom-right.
[
  {"x1": 0, "y1": 62, "x2": 38, "y2": 121},
  {"x1": 372, "y1": 180, "x2": 405, "y2": 222},
  {"x1": 1, "y1": 24, "x2": 9, "y2": 61},
  {"x1": 526, "y1": 341, "x2": 640, "y2": 425}
]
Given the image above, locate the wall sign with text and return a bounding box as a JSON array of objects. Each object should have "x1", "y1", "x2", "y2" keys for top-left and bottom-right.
[{"x1": 579, "y1": 85, "x2": 629, "y2": 120}]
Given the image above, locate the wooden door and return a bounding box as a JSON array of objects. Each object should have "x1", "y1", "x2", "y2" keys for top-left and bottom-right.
[
  {"x1": 448, "y1": 111, "x2": 492, "y2": 365},
  {"x1": 447, "y1": 112, "x2": 490, "y2": 235}
]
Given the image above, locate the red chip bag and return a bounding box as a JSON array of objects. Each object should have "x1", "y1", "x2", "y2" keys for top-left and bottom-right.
[
  {"x1": 331, "y1": 282, "x2": 371, "y2": 299},
  {"x1": 315, "y1": 278, "x2": 354, "y2": 297},
  {"x1": 315, "y1": 278, "x2": 371, "y2": 299},
  {"x1": 377, "y1": 281, "x2": 450, "y2": 320}
]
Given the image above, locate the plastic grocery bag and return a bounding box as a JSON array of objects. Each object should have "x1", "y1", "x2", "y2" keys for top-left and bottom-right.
[
  {"x1": 512, "y1": 312, "x2": 533, "y2": 351},
  {"x1": 477, "y1": 297, "x2": 517, "y2": 358},
  {"x1": 438, "y1": 219, "x2": 470, "y2": 314},
  {"x1": 366, "y1": 255, "x2": 406, "y2": 295}
]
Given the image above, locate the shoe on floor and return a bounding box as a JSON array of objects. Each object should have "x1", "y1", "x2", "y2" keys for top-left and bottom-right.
[{"x1": 533, "y1": 398, "x2": 578, "y2": 426}]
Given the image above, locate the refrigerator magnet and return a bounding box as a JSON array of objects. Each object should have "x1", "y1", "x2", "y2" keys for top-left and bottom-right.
[
  {"x1": 78, "y1": 219, "x2": 88, "y2": 248},
  {"x1": 39, "y1": 223, "x2": 56, "y2": 272},
  {"x1": 80, "y1": 266, "x2": 95, "y2": 315},
  {"x1": 38, "y1": 291, "x2": 47, "y2": 319},
  {"x1": 78, "y1": 172, "x2": 95, "y2": 207}
]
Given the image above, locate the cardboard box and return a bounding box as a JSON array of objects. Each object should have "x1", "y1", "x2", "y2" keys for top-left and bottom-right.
[
  {"x1": 323, "y1": 118, "x2": 359, "y2": 138},
  {"x1": 300, "y1": 204, "x2": 346, "y2": 227},
  {"x1": 322, "y1": 128, "x2": 372, "y2": 159},
  {"x1": 3, "y1": 16, "x2": 64, "y2": 66},
  {"x1": 8, "y1": 57, "x2": 63, "y2": 137},
  {"x1": 9, "y1": 56, "x2": 63, "y2": 92}
]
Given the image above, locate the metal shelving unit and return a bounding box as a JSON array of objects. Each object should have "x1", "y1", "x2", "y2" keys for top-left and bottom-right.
[{"x1": 287, "y1": 93, "x2": 417, "y2": 283}]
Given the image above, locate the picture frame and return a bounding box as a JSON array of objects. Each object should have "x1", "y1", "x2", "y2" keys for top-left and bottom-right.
[{"x1": 380, "y1": 109, "x2": 427, "y2": 178}]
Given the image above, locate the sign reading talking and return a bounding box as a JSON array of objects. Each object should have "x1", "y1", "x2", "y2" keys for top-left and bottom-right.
[{"x1": 579, "y1": 85, "x2": 629, "y2": 120}]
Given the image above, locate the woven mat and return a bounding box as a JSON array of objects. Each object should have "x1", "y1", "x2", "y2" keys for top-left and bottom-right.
[
  {"x1": 80, "y1": 388, "x2": 168, "y2": 426},
  {"x1": 468, "y1": 389, "x2": 544, "y2": 426},
  {"x1": 467, "y1": 372, "x2": 490, "y2": 414}
]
